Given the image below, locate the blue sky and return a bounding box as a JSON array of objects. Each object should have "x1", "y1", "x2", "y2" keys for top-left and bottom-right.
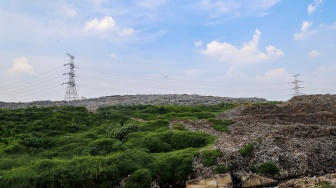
[{"x1": 1, "y1": 0, "x2": 336, "y2": 102}]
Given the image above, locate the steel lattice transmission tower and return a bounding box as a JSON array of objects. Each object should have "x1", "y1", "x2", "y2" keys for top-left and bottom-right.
[
  {"x1": 63, "y1": 53, "x2": 79, "y2": 101},
  {"x1": 291, "y1": 74, "x2": 303, "y2": 96}
]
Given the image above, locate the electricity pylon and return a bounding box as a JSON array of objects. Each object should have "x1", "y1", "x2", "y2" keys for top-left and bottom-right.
[
  {"x1": 291, "y1": 74, "x2": 303, "y2": 96},
  {"x1": 63, "y1": 53, "x2": 79, "y2": 101}
]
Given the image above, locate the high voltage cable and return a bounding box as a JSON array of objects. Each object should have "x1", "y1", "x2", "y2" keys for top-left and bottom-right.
[
  {"x1": 2, "y1": 84, "x2": 64, "y2": 101},
  {"x1": 0, "y1": 66, "x2": 64, "y2": 89},
  {"x1": 0, "y1": 75, "x2": 65, "y2": 96},
  {"x1": 79, "y1": 66, "x2": 291, "y2": 85},
  {"x1": 79, "y1": 82, "x2": 292, "y2": 93},
  {"x1": 0, "y1": 79, "x2": 64, "y2": 97},
  {"x1": 78, "y1": 74, "x2": 292, "y2": 91},
  {"x1": 79, "y1": 73, "x2": 292, "y2": 89},
  {"x1": 80, "y1": 66, "x2": 336, "y2": 86},
  {"x1": 23, "y1": 88, "x2": 64, "y2": 101}
]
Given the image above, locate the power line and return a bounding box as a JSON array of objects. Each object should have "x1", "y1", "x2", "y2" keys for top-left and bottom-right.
[
  {"x1": 79, "y1": 66, "x2": 290, "y2": 86},
  {"x1": 0, "y1": 66, "x2": 63, "y2": 90}
]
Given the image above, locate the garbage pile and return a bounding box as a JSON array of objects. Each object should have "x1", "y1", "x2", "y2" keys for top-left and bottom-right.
[{"x1": 180, "y1": 95, "x2": 336, "y2": 181}]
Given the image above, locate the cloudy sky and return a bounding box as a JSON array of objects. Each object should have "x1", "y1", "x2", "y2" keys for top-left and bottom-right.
[{"x1": 1, "y1": 0, "x2": 336, "y2": 102}]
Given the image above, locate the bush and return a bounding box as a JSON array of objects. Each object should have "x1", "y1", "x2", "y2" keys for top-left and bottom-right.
[
  {"x1": 214, "y1": 164, "x2": 230, "y2": 174},
  {"x1": 239, "y1": 143, "x2": 253, "y2": 157},
  {"x1": 142, "y1": 131, "x2": 212, "y2": 153},
  {"x1": 208, "y1": 119, "x2": 232, "y2": 132},
  {"x1": 84, "y1": 138, "x2": 124, "y2": 156},
  {"x1": 156, "y1": 154, "x2": 193, "y2": 186},
  {"x1": 201, "y1": 150, "x2": 222, "y2": 167},
  {"x1": 256, "y1": 162, "x2": 280, "y2": 174},
  {"x1": 125, "y1": 168, "x2": 152, "y2": 188},
  {"x1": 21, "y1": 136, "x2": 47, "y2": 148},
  {"x1": 3, "y1": 141, "x2": 25, "y2": 154},
  {"x1": 107, "y1": 122, "x2": 139, "y2": 140}
]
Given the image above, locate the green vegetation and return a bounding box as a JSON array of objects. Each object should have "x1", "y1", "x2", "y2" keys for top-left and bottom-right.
[
  {"x1": 125, "y1": 168, "x2": 152, "y2": 188},
  {"x1": 214, "y1": 164, "x2": 230, "y2": 174},
  {"x1": 201, "y1": 149, "x2": 222, "y2": 167},
  {"x1": 239, "y1": 143, "x2": 254, "y2": 157},
  {"x1": 317, "y1": 181, "x2": 334, "y2": 188},
  {"x1": 254, "y1": 162, "x2": 280, "y2": 175},
  {"x1": 208, "y1": 118, "x2": 233, "y2": 132},
  {"x1": 0, "y1": 103, "x2": 237, "y2": 187}
]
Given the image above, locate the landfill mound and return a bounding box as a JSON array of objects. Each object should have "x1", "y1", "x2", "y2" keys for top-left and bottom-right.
[
  {"x1": 278, "y1": 173, "x2": 336, "y2": 188},
  {"x1": 187, "y1": 94, "x2": 336, "y2": 180},
  {"x1": 218, "y1": 94, "x2": 336, "y2": 125}
]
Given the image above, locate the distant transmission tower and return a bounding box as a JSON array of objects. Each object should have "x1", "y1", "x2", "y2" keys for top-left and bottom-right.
[
  {"x1": 63, "y1": 53, "x2": 79, "y2": 101},
  {"x1": 291, "y1": 74, "x2": 303, "y2": 96}
]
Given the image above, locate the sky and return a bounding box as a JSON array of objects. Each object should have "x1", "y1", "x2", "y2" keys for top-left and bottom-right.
[{"x1": 1, "y1": 0, "x2": 336, "y2": 102}]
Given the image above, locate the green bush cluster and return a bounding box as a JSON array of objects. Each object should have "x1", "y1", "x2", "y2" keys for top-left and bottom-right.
[
  {"x1": 253, "y1": 162, "x2": 280, "y2": 175},
  {"x1": 107, "y1": 122, "x2": 139, "y2": 140},
  {"x1": 0, "y1": 104, "x2": 232, "y2": 187},
  {"x1": 214, "y1": 164, "x2": 230, "y2": 174},
  {"x1": 201, "y1": 149, "x2": 222, "y2": 167},
  {"x1": 141, "y1": 131, "x2": 213, "y2": 153},
  {"x1": 239, "y1": 143, "x2": 254, "y2": 157},
  {"x1": 125, "y1": 168, "x2": 152, "y2": 188}
]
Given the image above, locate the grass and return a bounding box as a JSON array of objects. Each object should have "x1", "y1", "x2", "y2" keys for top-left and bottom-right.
[
  {"x1": 208, "y1": 118, "x2": 233, "y2": 132},
  {"x1": 239, "y1": 142, "x2": 254, "y2": 157},
  {"x1": 201, "y1": 149, "x2": 222, "y2": 167},
  {"x1": 0, "y1": 103, "x2": 240, "y2": 187}
]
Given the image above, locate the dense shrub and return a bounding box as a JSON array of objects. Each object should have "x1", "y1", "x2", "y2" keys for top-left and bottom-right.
[
  {"x1": 107, "y1": 122, "x2": 139, "y2": 140},
  {"x1": 125, "y1": 168, "x2": 152, "y2": 188},
  {"x1": 84, "y1": 138, "x2": 124, "y2": 156},
  {"x1": 201, "y1": 149, "x2": 222, "y2": 167},
  {"x1": 3, "y1": 141, "x2": 25, "y2": 154},
  {"x1": 142, "y1": 131, "x2": 213, "y2": 153},
  {"x1": 214, "y1": 164, "x2": 230, "y2": 174},
  {"x1": 239, "y1": 143, "x2": 254, "y2": 157},
  {"x1": 0, "y1": 104, "x2": 230, "y2": 187},
  {"x1": 21, "y1": 135, "x2": 47, "y2": 148},
  {"x1": 156, "y1": 153, "x2": 193, "y2": 186},
  {"x1": 256, "y1": 162, "x2": 280, "y2": 174}
]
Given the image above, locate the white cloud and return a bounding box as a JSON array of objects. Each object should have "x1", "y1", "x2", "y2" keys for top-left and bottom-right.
[
  {"x1": 201, "y1": 29, "x2": 284, "y2": 65},
  {"x1": 308, "y1": 50, "x2": 322, "y2": 58},
  {"x1": 83, "y1": 16, "x2": 135, "y2": 38},
  {"x1": 307, "y1": 0, "x2": 323, "y2": 15},
  {"x1": 194, "y1": 41, "x2": 203, "y2": 47},
  {"x1": 7, "y1": 57, "x2": 34, "y2": 75},
  {"x1": 84, "y1": 16, "x2": 116, "y2": 31},
  {"x1": 294, "y1": 21, "x2": 316, "y2": 40},
  {"x1": 61, "y1": 5, "x2": 77, "y2": 17},
  {"x1": 256, "y1": 68, "x2": 292, "y2": 81}
]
